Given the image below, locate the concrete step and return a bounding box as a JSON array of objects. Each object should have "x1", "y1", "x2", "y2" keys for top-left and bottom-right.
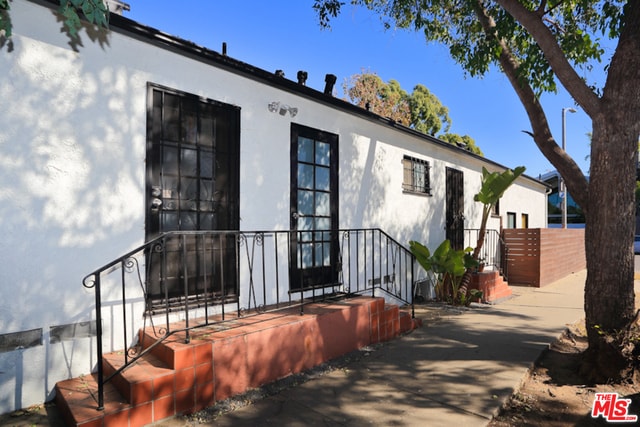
[
  {"x1": 470, "y1": 270, "x2": 512, "y2": 303},
  {"x1": 54, "y1": 296, "x2": 419, "y2": 427}
]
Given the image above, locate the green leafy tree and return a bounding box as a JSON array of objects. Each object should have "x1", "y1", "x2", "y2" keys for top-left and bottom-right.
[
  {"x1": 345, "y1": 71, "x2": 482, "y2": 153},
  {"x1": 407, "y1": 83, "x2": 451, "y2": 134},
  {"x1": 439, "y1": 133, "x2": 483, "y2": 156},
  {"x1": 314, "y1": 0, "x2": 640, "y2": 381},
  {"x1": 344, "y1": 72, "x2": 412, "y2": 125},
  {"x1": 0, "y1": 0, "x2": 108, "y2": 45}
]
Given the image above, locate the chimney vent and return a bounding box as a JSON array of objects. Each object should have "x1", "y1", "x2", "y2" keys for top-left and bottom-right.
[
  {"x1": 297, "y1": 71, "x2": 308, "y2": 86},
  {"x1": 324, "y1": 74, "x2": 337, "y2": 95}
]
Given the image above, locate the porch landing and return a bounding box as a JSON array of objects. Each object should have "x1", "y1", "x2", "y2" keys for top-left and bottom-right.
[{"x1": 55, "y1": 297, "x2": 420, "y2": 427}]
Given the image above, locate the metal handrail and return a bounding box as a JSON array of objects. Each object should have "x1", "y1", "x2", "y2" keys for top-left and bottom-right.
[
  {"x1": 82, "y1": 228, "x2": 415, "y2": 410},
  {"x1": 464, "y1": 228, "x2": 508, "y2": 279}
]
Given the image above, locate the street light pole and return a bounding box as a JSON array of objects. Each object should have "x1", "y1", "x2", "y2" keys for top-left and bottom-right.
[{"x1": 561, "y1": 107, "x2": 577, "y2": 228}]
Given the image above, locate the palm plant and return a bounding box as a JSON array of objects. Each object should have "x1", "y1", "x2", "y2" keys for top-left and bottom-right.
[{"x1": 410, "y1": 239, "x2": 479, "y2": 304}]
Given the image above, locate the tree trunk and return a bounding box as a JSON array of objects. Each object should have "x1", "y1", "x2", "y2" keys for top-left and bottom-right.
[
  {"x1": 479, "y1": 0, "x2": 640, "y2": 380},
  {"x1": 583, "y1": 115, "x2": 637, "y2": 380},
  {"x1": 582, "y1": 2, "x2": 640, "y2": 379}
]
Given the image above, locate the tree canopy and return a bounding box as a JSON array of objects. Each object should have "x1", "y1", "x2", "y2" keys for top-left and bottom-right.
[
  {"x1": 345, "y1": 71, "x2": 483, "y2": 155},
  {"x1": 315, "y1": 0, "x2": 622, "y2": 96}
]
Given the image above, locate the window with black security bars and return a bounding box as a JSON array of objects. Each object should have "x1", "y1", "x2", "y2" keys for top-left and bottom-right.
[{"x1": 402, "y1": 155, "x2": 432, "y2": 195}]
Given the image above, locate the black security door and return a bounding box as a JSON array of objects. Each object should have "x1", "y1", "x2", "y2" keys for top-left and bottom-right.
[
  {"x1": 146, "y1": 84, "x2": 240, "y2": 309},
  {"x1": 446, "y1": 167, "x2": 465, "y2": 250},
  {"x1": 290, "y1": 124, "x2": 339, "y2": 291}
]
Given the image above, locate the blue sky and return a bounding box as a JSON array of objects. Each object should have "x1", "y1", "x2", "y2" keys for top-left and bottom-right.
[{"x1": 124, "y1": 1, "x2": 607, "y2": 178}]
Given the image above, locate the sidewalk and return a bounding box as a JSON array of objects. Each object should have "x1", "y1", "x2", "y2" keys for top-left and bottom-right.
[{"x1": 155, "y1": 269, "x2": 588, "y2": 426}]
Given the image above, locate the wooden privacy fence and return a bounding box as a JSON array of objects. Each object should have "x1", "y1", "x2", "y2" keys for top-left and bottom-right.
[{"x1": 503, "y1": 228, "x2": 585, "y2": 287}]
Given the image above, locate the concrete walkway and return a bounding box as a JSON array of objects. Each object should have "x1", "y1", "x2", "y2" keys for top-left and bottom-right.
[{"x1": 153, "y1": 269, "x2": 589, "y2": 426}]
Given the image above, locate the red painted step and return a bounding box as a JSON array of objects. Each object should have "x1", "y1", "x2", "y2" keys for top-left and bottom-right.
[
  {"x1": 470, "y1": 270, "x2": 512, "y2": 303},
  {"x1": 55, "y1": 297, "x2": 419, "y2": 427}
]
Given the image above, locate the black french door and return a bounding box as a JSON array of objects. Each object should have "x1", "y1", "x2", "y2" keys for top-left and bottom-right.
[
  {"x1": 446, "y1": 167, "x2": 465, "y2": 250},
  {"x1": 290, "y1": 124, "x2": 339, "y2": 291},
  {"x1": 145, "y1": 84, "x2": 240, "y2": 309}
]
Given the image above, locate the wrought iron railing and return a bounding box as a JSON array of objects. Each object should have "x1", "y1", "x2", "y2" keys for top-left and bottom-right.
[
  {"x1": 464, "y1": 229, "x2": 508, "y2": 279},
  {"x1": 82, "y1": 228, "x2": 415, "y2": 410}
]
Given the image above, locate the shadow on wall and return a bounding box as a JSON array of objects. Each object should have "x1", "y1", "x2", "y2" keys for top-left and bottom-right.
[
  {"x1": 0, "y1": 25, "x2": 148, "y2": 412},
  {"x1": 340, "y1": 130, "x2": 444, "y2": 250}
]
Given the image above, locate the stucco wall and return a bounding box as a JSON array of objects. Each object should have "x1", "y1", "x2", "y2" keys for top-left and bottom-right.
[{"x1": 0, "y1": 0, "x2": 548, "y2": 414}]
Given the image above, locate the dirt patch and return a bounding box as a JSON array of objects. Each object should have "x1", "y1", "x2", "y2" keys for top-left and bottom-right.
[
  {"x1": 488, "y1": 320, "x2": 640, "y2": 426},
  {"x1": 0, "y1": 402, "x2": 66, "y2": 427}
]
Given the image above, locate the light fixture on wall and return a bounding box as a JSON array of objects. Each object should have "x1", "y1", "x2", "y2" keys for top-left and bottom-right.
[
  {"x1": 268, "y1": 101, "x2": 298, "y2": 117},
  {"x1": 268, "y1": 101, "x2": 280, "y2": 113}
]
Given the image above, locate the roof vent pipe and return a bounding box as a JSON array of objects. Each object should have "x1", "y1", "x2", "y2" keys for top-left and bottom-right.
[
  {"x1": 324, "y1": 74, "x2": 337, "y2": 95},
  {"x1": 222, "y1": 42, "x2": 227, "y2": 56},
  {"x1": 297, "y1": 71, "x2": 308, "y2": 85}
]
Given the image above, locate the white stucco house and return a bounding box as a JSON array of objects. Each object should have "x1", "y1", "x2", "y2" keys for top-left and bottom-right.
[{"x1": 0, "y1": 0, "x2": 548, "y2": 415}]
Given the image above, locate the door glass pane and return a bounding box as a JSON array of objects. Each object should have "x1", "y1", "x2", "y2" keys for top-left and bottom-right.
[
  {"x1": 200, "y1": 151, "x2": 213, "y2": 178},
  {"x1": 182, "y1": 105, "x2": 197, "y2": 145},
  {"x1": 315, "y1": 192, "x2": 330, "y2": 216},
  {"x1": 181, "y1": 148, "x2": 198, "y2": 176},
  {"x1": 323, "y1": 243, "x2": 331, "y2": 266},
  {"x1": 180, "y1": 198, "x2": 197, "y2": 212},
  {"x1": 163, "y1": 94, "x2": 180, "y2": 141},
  {"x1": 200, "y1": 179, "x2": 213, "y2": 201},
  {"x1": 297, "y1": 217, "x2": 313, "y2": 231},
  {"x1": 162, "y1": 146, "x2": 179, "y2": 176},
  {"x1": 299, "y1": 243, "x2": 313, "y2": 268},
  {"x1": 181, "y1": 177, "x2": 198, "y2": 201},
  {"x1": 298, "y1": 137, "x2": 314, "y2": 163},
  {"x1": 297, "y1": 190, "x2": 314, "y2": 215},
  {"x1": 314, "y1": 242, "x2": 331, "y2": 267},
  {"x1": 315, "y1": 166, "x2": 330, "y2": 191},
  {"x1": 315, "y1": 217, "x2": 330, "y2": 230},
  {"x1": 161, "y1": 176, "x2": 178, "y2": 207},
  {"x1": 161, "y1": 212, "x2": 179, "y2": 231},
  {"x1": 180, "y1": 212, "x2": 197, "y2": 230},
  {"x1": 298, "y1": 218, "x2": 313, "y2": 243},
  {"x1": 297, "y1": 164, "x2": 314, "y2": 189},
  {"x1": 200, "y1": 110, "x2": 214, "y2": 147},
  {"x1": 200, "y1": 200, "x2": 214, "y2": 212},
  {"x1": 316, "y1": 141, "x2": 330, "y2": 166},
  {"x1": 200, "y1": 214, "x2": 213, "y2": 230}
]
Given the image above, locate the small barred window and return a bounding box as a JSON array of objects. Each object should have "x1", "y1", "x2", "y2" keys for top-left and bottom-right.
[{"x1": 402, "y1": 156, "x2": 431, "y2": 195}]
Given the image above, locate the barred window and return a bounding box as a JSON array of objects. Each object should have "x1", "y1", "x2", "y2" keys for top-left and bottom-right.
[{"x1": 402, "y1": 156, "x2": 432, "y2": 195}]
